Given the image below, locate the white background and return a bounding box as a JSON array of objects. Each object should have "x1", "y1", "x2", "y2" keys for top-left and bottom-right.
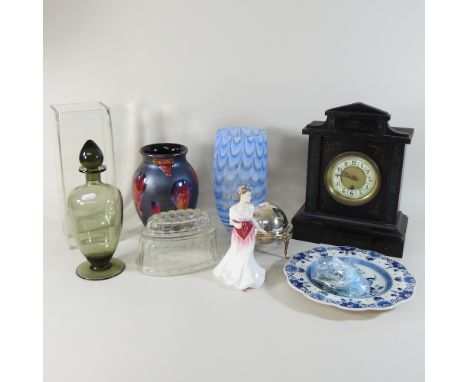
[
  {"x1": 44, "y1": 0, "x2": 424, "y2": 220},
  {"x1": 42, "y1": 1, "x2": 425, "y2": 382}
]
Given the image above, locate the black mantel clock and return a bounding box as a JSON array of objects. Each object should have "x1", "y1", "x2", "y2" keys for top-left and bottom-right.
[{"x1": 291, "y1": 103, "x2": 414, "y2": 258}]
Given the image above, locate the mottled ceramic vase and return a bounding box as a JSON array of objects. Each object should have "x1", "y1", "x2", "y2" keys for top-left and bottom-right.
[
  {"x1": 133, "y1": 143, "x2": 199, "y2": 225},
  {"x1": 214, "y1": 127, "x2": 268, "y2": 227}
]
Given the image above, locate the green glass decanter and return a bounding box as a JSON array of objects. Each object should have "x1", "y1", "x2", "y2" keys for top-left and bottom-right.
[{"x1": 67, "y1": 140, "x2": 125, "y2": 280}]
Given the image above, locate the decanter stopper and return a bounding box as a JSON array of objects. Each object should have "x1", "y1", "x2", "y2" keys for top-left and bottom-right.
[{"x1": 79, "y1": 140, "x2": 106, "y2": 173}]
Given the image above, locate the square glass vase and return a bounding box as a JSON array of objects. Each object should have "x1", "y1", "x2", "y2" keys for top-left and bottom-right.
[
  {"x1": 137, "y1": 209, "x2": 219, "y2": 276},
  {"x1": 51, "y1": 102, "x2": 116, "y2": 248}
]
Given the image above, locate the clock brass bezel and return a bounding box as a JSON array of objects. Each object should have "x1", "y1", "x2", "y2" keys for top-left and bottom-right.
[{"x1": 324, "y1": 151, "x2": 381, "y2": 206}]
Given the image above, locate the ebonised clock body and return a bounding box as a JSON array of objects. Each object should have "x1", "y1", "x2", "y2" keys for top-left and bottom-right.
[{"x1": 291, "y1": 103, "x2": 414, "y2": 258}]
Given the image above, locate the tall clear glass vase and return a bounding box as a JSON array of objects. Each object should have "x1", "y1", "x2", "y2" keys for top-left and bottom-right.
[{"x1": 51, "y1": 102, "x2": 116, "y2": 247}]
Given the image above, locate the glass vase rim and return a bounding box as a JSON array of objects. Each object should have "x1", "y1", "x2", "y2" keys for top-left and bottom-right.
[
  {"x1": 217, "y1": 127, "x2": 266, "y2": 137},
  {"x1": 140, "y1": 143, "x2": 188, "y2": 158},
  {"x1": 50, "y1": 101, "x2": 110, "y2": 114}
]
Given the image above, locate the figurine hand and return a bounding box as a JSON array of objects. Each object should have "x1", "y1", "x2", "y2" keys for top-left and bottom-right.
[{"x1": 233, "y1": 222, "x2": 242, "y2": 229}]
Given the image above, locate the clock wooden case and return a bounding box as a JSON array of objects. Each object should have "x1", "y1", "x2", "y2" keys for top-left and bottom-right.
[{"x1": 291, "y1": 103, "x2": 413, "y2": 258}]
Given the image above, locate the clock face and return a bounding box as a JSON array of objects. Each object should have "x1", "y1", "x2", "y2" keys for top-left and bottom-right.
[{"x1": 324, "y1": 151, "x2": 381, "y2": 206}]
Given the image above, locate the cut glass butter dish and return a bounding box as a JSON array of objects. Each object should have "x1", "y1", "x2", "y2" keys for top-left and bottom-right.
[{"x1": 137, "y1": 209, "x2": 219, "y2": 276}]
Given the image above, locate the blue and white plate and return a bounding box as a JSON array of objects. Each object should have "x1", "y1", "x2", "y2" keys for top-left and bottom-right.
[{"x1": 284, "y1": 246, "x2": 416, "y2": 311}]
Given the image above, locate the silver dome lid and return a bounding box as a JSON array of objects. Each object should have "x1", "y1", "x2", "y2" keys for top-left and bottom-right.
[{"x1": 254, "y1": 202, "x2": 289, "y2": 235}]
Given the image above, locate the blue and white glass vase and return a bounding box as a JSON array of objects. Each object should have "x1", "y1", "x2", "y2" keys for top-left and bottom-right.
[{"x1": 214, "y1": 127, "x2": 268, "y2": 226}]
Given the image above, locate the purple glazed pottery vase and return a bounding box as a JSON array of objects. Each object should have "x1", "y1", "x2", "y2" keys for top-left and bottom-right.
[{"x1": 132, "y1": 143, "x2": 199, "y2": 225}]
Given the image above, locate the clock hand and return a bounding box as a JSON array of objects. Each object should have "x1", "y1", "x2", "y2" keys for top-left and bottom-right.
[{"x1": 340, "y1": 171, "x2": 359, "y2": 181}]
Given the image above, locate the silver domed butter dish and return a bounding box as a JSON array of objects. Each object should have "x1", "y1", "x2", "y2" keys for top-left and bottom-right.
[{"x1": 254, "y1": 202, "x2": 293, "y2": 258}]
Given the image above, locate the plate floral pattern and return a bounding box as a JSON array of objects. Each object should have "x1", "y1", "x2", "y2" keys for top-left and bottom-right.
[{"x1": 284, "y1": 246, "x2": 416, "y2": 311}]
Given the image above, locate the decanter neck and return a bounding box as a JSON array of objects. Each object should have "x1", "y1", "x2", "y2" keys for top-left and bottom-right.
[{"x1": 85, "y1": 172, "x2": 102, "y2": 184}]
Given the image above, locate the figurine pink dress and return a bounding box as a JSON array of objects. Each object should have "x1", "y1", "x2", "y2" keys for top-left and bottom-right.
[{"x1": 213, "y1": 200, "x2": 266, "y2": 290}]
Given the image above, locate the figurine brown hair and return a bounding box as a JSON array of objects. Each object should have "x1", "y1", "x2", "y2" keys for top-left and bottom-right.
[{"x1": 237, "y1": 185, "x2": 251, "y2": 200}]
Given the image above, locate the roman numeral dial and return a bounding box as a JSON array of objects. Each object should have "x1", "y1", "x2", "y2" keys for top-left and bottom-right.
[{"x1": 324, "y1": 152, "x2": 381, "y2": 206}]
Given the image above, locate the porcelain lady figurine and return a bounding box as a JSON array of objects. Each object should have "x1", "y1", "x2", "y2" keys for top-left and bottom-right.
[{"x1": 213, "y1": 185, "x2": 267, "y2": 290}]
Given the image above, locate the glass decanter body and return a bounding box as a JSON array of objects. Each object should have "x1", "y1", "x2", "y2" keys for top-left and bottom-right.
[{"x1": 67, "y1": 140, "x2": 125, "y2": 280}]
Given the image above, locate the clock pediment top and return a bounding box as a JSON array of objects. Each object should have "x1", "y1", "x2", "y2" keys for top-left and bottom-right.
[
  {"x1": 325, "y1": 102, "x2": 390, "y2": 119},
  {"x1": 303, "y1": 102, "x2": 413, "y2": 144}
]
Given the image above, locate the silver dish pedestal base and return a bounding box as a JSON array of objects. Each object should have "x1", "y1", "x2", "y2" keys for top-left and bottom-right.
[{"x1": 256, "y1": 224, "x2": 293, "y2": 259}]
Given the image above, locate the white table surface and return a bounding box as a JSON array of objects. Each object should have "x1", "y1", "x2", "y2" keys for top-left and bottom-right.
[{"x1": 44, "y1": 207, "x2": 424, "y2": 382}]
